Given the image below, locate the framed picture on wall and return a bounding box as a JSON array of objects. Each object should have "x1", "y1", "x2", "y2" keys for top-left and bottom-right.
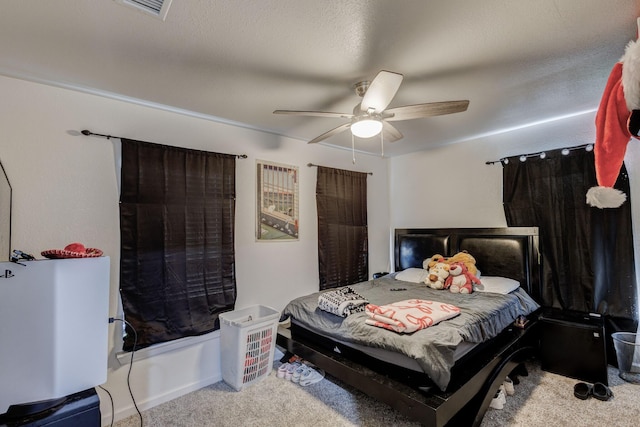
[{"x1": 256, "y1": 160, "x2": 299, "y2": 241}]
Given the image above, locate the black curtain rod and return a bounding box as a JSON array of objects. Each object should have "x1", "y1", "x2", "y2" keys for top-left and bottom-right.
[
  {"x1": 485, "y1": 143, "x2": 593, "y2": 165},
  {"x1": 307, "y1": 162, "x2": 373, "y2": 175},
  {"x1": 80, "y1": 130, "x2": 248, "y2": 159}
]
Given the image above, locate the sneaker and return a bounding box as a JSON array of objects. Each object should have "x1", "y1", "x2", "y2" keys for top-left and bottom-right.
[
  {"x1": 285, "y1": 362, "x2": 300, "y2": 381},
  {"x1": 503, "y1": 377, "x2": 515, "y2": 395},
  {"x1": 299, "y1": 367, "x2": 325, "y2": 386},
  {"x1": 489, "y1": 387, "x2": 506, "y2": 410},
  {"x1": 276, "y1": 363, "x2": 290, "y2": 379},
  {"x1": 499, "y1": 385, "x2": 507, "y2": 402},
  {"x1": 292, "y1": 364, "x2": 312, "y2": 383}
]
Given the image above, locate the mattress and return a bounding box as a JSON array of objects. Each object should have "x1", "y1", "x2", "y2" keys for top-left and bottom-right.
[{"x1": 281, "y1": 274, "x2": 540, "y2": 391}]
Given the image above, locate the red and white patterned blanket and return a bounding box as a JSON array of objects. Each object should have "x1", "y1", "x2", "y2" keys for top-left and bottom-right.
[{"x1": 365, "y1": 299, "x2": 460, "y2": 333}]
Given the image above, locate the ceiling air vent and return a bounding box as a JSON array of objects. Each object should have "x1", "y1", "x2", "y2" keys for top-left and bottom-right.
[{"x1": 114, "y1": 0, "x2": 173, "y2": 21}]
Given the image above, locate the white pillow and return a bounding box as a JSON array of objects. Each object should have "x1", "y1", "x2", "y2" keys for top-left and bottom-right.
[
  {"x1": 394, "y1": 268, "x2": 429, "y2": 283},
  {"x1": 475, "y1": 276, "x2": 520, "y2": 294}
]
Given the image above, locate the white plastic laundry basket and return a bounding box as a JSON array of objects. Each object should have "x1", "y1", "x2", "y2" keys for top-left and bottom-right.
[{"x1": 219, "y1": 305, "x2": 280, "y2": 391}]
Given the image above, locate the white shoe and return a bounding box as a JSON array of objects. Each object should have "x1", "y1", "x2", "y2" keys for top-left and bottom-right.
[
  {"x1": 276, "y1": 363, "x2": 290, "y2": 379},
  {"x1": 284, "y1": 362, "x2": 300, "y2": 381},
  {"x1": 299, "y1": 367, "x2": 325, "y2": 386},
  {"x1": 504, "y1": 377, "x2": 515, "y2": 395},
  {"x1": 292, "y1": 364, "x2": 312, "y2": 383},
  {"x1": 489, "y1": 387, "x2": 506, "y2": 410}
]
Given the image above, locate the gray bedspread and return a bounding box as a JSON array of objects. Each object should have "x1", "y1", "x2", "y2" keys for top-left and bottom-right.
[{"x1": 281, "y1": 274, "x2": 540, "y2": 391}]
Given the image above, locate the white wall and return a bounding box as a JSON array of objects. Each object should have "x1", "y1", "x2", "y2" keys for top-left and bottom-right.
[
  {"x1": 0, "y1": 75, "x2": 390, "y2": 424},
  {"x1": 388, "y1": 112, "x2": 635, "y2": 229}
]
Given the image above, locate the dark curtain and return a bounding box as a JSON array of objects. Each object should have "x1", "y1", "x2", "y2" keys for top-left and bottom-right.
[
  {"x1": 316, "y1": 166, "x2": 368, "y2": 290},
  {"x1": 119, "y1": 139, "x2": 237, "y2": 350},
  {"x1": 502, "y1": 147, "x2": 637, "y2": 359}
]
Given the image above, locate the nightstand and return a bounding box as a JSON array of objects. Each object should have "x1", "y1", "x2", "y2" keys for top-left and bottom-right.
[{"x1": 538, "y1": 309, "x2": 608, "y2": 385}]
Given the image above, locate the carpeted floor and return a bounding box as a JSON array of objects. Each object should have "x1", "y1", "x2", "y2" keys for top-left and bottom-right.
[{"x1": 112, "y1": 348, "x2": 640, "y2": 427}]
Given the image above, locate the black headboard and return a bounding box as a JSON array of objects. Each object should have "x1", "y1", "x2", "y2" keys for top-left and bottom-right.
[{"x1": 394, "y1": 227, "x2": 541, "y2": 302}]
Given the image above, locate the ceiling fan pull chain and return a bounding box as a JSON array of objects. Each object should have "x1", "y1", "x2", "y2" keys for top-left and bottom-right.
[
  {"x1": 352, "y1": 133, "x2": 356, "y2": 164},
  {"x1": 380, "y1": 131, "x2": 384, "y2": 158}
]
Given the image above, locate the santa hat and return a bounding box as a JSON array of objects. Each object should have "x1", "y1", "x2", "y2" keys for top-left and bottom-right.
[{"x1": 587, "y1": 38, "x2": 640, "y2": 208}]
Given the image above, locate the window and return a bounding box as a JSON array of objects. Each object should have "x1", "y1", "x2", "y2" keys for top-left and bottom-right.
[
  {"x1": 118, "y1": 138, "x2": 237, "y2": 350},
  {"x1": 315, "y1": 166, "x2": 368, "y2": 290}
]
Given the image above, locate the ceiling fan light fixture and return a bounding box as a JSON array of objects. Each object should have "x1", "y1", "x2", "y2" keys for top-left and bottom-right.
[
  {"x1": 351, "y1": 118, "x2": 383, "y2": 138},
  {"x1": 274, "y1": 70, "x2": 469, "y2": 147}
]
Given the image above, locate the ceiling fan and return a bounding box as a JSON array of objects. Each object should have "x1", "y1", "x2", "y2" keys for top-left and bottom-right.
[{"x1": 274, "y1": 70, "x2": 469, "y2": 145}]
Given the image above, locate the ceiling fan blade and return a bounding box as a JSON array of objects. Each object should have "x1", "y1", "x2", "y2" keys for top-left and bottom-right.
[
  {"x1": 273, "y1": 110, "x2": 353, "y2": 119},
  {"x1": 382, "y1": 121, "x2": 403, "y2": 142},
  {"x1": 384, "y1": 100, "x2": 469, "y2": 121},
  {"x1": 307, "y1": 123, "x2": 351, "y2": 144},
  {"x1": 360, "y1": 70, "x2": 403, "y2": 113}
]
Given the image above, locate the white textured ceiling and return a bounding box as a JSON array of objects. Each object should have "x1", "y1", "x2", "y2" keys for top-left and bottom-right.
[{"x1": 1, "y1": 0, "x2": 639, "y2": 156}]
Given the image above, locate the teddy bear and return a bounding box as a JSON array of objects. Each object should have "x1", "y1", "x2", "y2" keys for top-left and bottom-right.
[
  {"x1": 424, "y1": 261, "x2": 450, "y2": 290},
  {"x1": 445, "y1": 261, "x2": 482, "y2": 294},
  {"x1": 422, "y1": 254, "x2": 445, "y2": 270},
  {"x1": 423, "y1": 251, "x2": 478, "y2": 276},
  {"x1": 446, "y1": 251, "x2": 478, "y2": 276}
]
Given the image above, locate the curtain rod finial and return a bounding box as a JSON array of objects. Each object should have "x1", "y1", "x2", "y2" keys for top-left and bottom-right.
[{"x1": 81, "y1": 130, "x2": 91, "y2": 136}]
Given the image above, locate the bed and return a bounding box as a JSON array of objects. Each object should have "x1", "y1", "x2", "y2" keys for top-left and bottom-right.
[{"x1": 277, "y1": 227, "x2": 543, "y2": 427}]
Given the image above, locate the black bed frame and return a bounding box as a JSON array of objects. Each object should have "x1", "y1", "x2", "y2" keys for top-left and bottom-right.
[{"x1": 277, "y1": 227, "x2": 542, "y2": 427}]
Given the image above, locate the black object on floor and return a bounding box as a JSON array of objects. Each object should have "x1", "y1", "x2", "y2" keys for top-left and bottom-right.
[
  {"x1": 508, "y1": 363, "x2": 529, "y2": 385},
  {"x1": 0, "y1": 388, "x2": 100, "y2": 427},
  {"x1": 539, "y1": 309, "x2": 608, "y2": 385},
  {"x1": 574, "y1": 382, "x2": 592, "y2": 400},
  {"x1": 592, "y1": 382, "x2": 614, "y2": 401},
  {"x1": 280, "y1": 350, "x2": 295, "y2": 363}
]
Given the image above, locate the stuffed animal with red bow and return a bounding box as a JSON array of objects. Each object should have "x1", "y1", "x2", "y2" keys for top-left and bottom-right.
[{"x1": 445, "y1": 262, "x2": 482, "y2": 294}]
